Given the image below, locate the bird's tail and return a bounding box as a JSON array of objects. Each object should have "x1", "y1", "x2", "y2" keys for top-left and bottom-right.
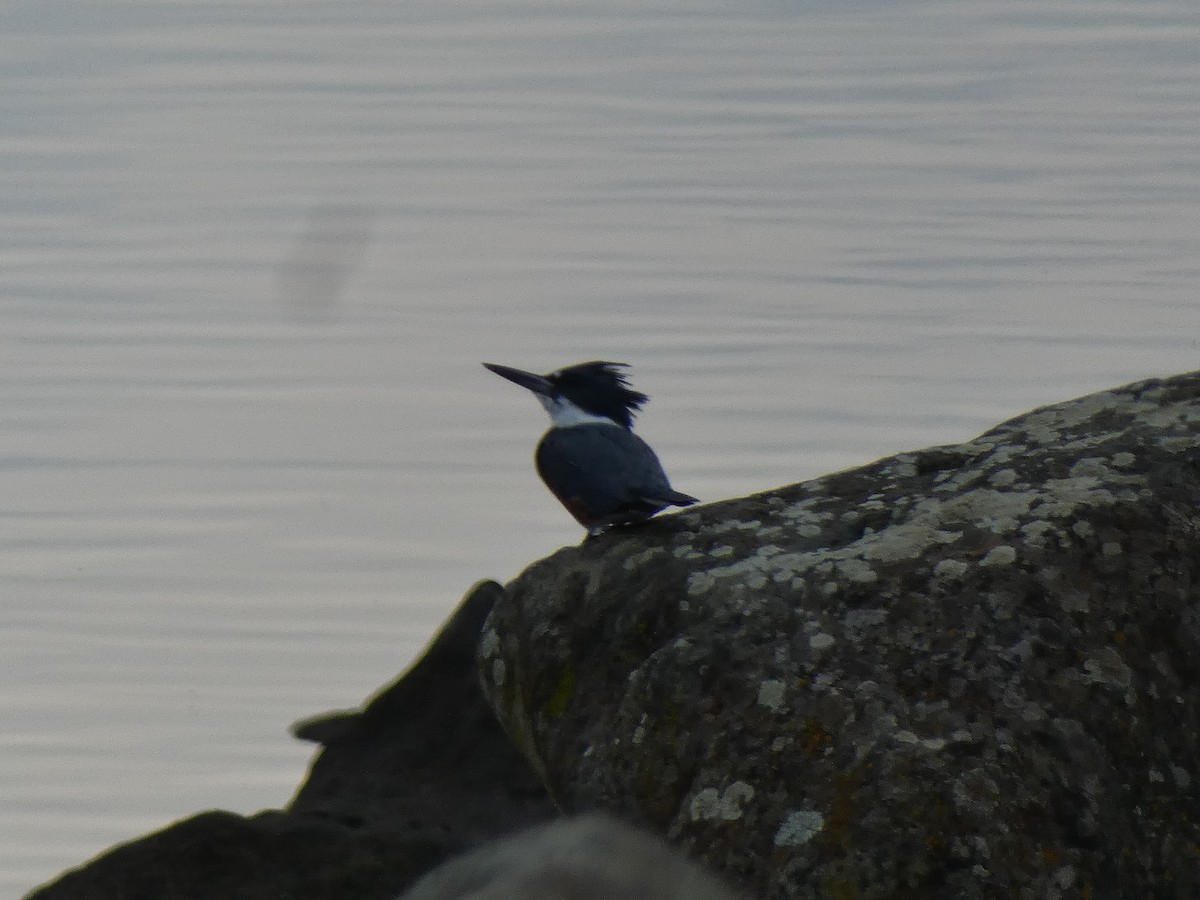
[{"x1": 659, "y1": 490, "x2": 699, "y2": 508}]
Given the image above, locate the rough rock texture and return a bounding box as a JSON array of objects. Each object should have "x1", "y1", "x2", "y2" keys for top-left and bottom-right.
[
  {"x1": 27, "y1": 581, "x2": 555, "y2": 900},
  {"x1": 480, "y1": 371, "x2": 1200, "y2": 900},
  {"x1": 399, "y1": 814, "x2": 744, "y2": 900}
]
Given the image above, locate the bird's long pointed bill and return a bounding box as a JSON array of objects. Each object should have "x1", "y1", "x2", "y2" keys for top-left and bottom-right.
[{"x1": 482, "y1": 363, "x2": 554, "y2": 397}]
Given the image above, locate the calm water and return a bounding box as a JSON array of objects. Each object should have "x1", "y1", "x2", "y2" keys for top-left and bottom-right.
[{"x1": 4, "y1": 0, "x2": 1198, "y2": 892}]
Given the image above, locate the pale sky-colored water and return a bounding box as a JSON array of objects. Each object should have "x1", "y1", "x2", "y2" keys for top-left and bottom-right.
[{"x1": 5, "y1": 0, "x2": 1199, "y2": 893}]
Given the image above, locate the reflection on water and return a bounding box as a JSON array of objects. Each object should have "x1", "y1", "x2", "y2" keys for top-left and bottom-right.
[{"x1": 4, "y1": 0, "x2": 1198, "y2": 892}]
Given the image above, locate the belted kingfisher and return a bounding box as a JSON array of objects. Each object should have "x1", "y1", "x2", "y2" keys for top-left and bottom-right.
[{"x1": 483, "y1": 360, "x2": 698, "y2": 536}]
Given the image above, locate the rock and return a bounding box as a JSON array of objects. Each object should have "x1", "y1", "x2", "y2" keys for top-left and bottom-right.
[
  {"x1": 399, "y1": 814, "x2": 744, "y2": 900},
  {"x1": 26, "y1": 810, "x2": 445, "y2": 900},
  {"x1": 27, "y1": 581, "x2": 555, "y2": 900},
  {"x1": 289, "y1": 579, "x2": 554, "y2": 844},
  {"x1": 480, "y1": 371, "x2": 1200, "y2": 899}
]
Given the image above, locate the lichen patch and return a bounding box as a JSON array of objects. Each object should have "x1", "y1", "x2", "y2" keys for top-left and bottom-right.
[
  {"x1": 689, "y1": 781, "x2": 756, "y2": 822},
  {"x1": 757, "y1": 679, "x2": 787, "y2": 711},
  {"x1": 774, "y1": 809, "x2": 825, "y2": 847}
]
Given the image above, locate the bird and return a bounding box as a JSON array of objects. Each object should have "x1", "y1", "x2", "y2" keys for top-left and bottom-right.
[{"x1": 482, "y1": 360, "x2": 698, "y2": 536}]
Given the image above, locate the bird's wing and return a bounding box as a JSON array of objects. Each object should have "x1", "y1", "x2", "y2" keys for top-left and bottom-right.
[{"x1": 536, "y1": 424, "x2": 682, "y2": 517}]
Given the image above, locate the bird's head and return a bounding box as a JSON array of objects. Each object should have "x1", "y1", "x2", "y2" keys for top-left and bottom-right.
[{"x1": 483, "y1": 360, "x2": 649, "y2": 429}]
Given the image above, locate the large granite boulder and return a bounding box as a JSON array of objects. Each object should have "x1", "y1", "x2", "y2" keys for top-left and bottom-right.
[{"x1": 480, "y1": 370, "x2": 1200, "y2": 899}]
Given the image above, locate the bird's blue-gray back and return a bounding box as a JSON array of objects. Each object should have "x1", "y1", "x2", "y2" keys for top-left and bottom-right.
[{"x1": 535, "y1": 424, "x2": 680, "y2": 518}]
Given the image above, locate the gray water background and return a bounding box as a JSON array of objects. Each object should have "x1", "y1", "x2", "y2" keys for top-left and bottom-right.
[{"x1": 4, "y1": 0, "x2": 1198, "y2": 892}]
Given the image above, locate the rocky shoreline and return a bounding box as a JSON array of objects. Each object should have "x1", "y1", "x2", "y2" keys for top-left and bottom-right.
[{"x1": 28, "y1": 371, "x2": 1200, "y2": 900}]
